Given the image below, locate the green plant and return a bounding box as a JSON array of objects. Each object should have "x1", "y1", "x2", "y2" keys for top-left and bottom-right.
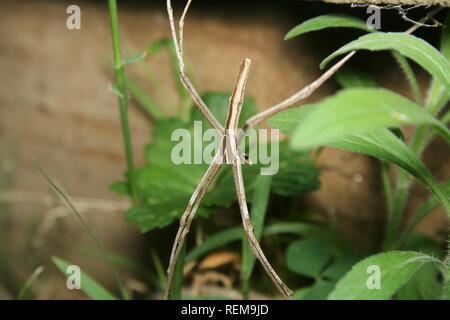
[
  {"x1": 108, "y1": 0, "x2": 142, "y2": 205},
  {"x1": 270, "y1": 12, "x2": 450, "y2": 299}
]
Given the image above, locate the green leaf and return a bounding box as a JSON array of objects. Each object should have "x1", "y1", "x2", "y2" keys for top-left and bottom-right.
[
  {"x1": 125, "y1": 201, "x2": 193, "y2": 233},
  {"x1": 321, "y1": 33, "x2": 450, "y2": 91},
  {"x1": 147, "y1": 38, "x2": 171, "y2": 56},
  {"x1": 400, "y1": 180, "x2": 450, "y2": 242},
  {"x1": 271, "y1": 142, "x2": 320, "y2": 196},
  {"x1": 293, "y1": 287, "x2": 310, "y2": 300},
  {"x1": 392, "y1": 52, "x2": 422, "y2": 104},
  {"x1": 109, "y1": 180, "x2": 130, "y2": 196},
  {"x1": 302, "y1": 280, "x2": 335, "y2": 300},
  {"x1": 396, "y1": 264, "x2": 442, "y2": 300},
  {"x1": 285, "y1": 15, "x2": 372, "y2": 40},
  {"x1": 272, "y1": 161, "x2": 320, "y2": 196},
  {"x1": 269, "y1": 88, "x2": 450, "y2": 150},
  {"x1": 270, "y1": 89, "x2": 450, "y2": 213},
  {"x1": 425, "y1": 13, "x2": 450, "y2": 115},
  {"x1": 52, "y1": 256, "x2": 117, "y2": 300},
  {"x1": 397, "y1": 235, "x2": 443, "y2": 300},
  {"x1": 334, "y1": 68, "x2": 378, "y2": 88},
  {"x1": 322, "y1": 254, "x2": 366, "y2": 281},
  {"x1": 331, "y1": 130, "x2": 449, "y2": 213},
  {"x1": 327, "y1": 251, "x2": 443, "y2": 300},
  {"x1": 286, "y1": 239, "x2": 332, "y2": 278},
  {"x1": 122, "y1": 51, "x2": 147, "y2": 66},
  {"x1": 294, "y1": 281, "x2": 335, "y2": 300}
]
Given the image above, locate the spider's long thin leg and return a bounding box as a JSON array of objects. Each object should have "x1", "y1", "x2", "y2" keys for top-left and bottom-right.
[
  {"x1": 231, "y1": 157, "x2": 293, "y2": 299},
  {"x1": 240, "y1": 50, "x2": 355, "y2": 136},
  {"x1": 165, "y1": 151, "x2": 223, "y2": 300},
  {"x1": 226, "y1": 58, "x2": 292, "y2": 299},
  {"x1": 167, "y1": 0, "x2": 224, "y2": 134}
]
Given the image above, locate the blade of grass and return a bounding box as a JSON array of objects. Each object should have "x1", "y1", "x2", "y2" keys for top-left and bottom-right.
[
  {"x1": 150, "y1": 247, "x2": 167, "y2": 290},
  {"x1": 52, "y1": 256, "x2": 118, "y2": 300},
  {"x1": 17, "y1": 265, "x2": 44, "y2": 300},
  {"x1": 34, "y1": 160, "x2": 129, "y2": 299},
  {"x1": 392, "y1": 52, "x2": 422, "y2": 105},
  {"x1": 108, "y1": 0, "x2": 139, "y2": 205},
  {"x1": 380, "y1": 160, "x2": 394, "y2": 218},
  {"x1": 241, "y1": 175, "x2": 272, "y2": 299},
  {"x1": 399, "y1": 180, "x2": 450, "y2": 246}
]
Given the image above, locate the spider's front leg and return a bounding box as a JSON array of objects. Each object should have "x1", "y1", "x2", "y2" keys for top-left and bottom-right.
[
  {"x1": 167, "y1": 0, "x2": 224, "y2": 134},
  {"x1": 165, "y1": 150, "x2": 224, "y2": 300}
]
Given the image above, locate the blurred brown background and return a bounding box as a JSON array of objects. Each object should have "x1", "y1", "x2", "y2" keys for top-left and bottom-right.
[{"x1": 0, "y1": 0, "x2": 448, "y2": 299}]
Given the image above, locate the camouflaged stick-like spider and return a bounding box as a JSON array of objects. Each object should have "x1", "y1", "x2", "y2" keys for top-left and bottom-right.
[{"x1": 164, "y1": 0, "x2": 355, "y2": 300}]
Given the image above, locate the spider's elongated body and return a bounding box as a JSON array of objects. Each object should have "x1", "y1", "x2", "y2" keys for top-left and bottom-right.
[{"x1": 164, "y1": 0, "x2": 361, "y2": 300}]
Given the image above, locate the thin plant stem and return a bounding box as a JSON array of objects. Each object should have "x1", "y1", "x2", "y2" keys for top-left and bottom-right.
[
  {"x1": 34, "y1": 160, "x2": 129, "y2": 300},
  {"x1": 17, "y1": 266, "x2": 44, "y2": 300},
  {"x1": 380, "y1": 161, "x2": 394, "y2": 220},
  {"x1": 108, "y1": 0, "x2": 139, "y2": 205},
  {"x1": 150, "y1": 248, "x2": 167, "y2": 289},
  {"x1": 379, "y1": 7, "x2": 444, "y2": 250}
]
